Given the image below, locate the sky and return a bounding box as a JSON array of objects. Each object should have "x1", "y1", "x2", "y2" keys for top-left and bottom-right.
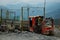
[
  {"x1": 0, "y1": 0, "x2": 60, "y2": 6},
  {"x1": 0, "y1": 0, "x2": 60, "y2": 20},
  {"x1": 0, "y1": 0, "x2": 60, "y2": 10}
]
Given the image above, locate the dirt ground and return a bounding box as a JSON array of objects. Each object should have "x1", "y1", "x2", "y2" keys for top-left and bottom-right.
[
  {"x1": 0, "y1": 31, "x2": 60, "y2": 40},
  {"x1": 54, "y1": 25, "x2": 60, "y2": 38},
  {"x1": 0, "y1": 25, "x2": 60, "y2": 40}
]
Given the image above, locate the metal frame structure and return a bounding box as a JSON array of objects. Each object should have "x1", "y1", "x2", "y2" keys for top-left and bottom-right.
[{"x1": 20, "y1": 7, "x2": 45, "y2": 31}]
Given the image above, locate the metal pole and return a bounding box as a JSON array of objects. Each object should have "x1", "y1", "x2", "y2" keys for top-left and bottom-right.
[
  {"x1": 14, "y1": 12, "x2": 16, "y2": 21},
  {"x1": 27, "y1": 7, "x2": 29, "y2": 27},
  {"x1": 13, "y1": 12, "x2": 15, "y2": 25},
  {"x1": 1, "y1": 9, "x2": 2, "y2": 22},
  {"x1": 6, "y1": 10, "x2": 9, "y2": 20},
  {"x1": 44, "y1": 0, "x2": 46, "y2": 19},
  {"x1": 1, "y1": 9, "x2": 2, "y2": 20},
  {"x1": 21, "y1": 7, "x2": 23, "y2": 31},
  {"x1": 0, "y1": 9, "x2": 2, "y2": 24}
]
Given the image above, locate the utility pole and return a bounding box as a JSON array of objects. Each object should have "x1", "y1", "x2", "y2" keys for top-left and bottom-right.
[
  {"x1": 0, "y1": 9, "x2": 2, "y2": 25},
  {"x1": 27, "y1": 8, "x2": 29, "y2": 27},
  {"x1": 13, "y1": 12, "x2": 16, "y2": 25},
  {"x1": 14, "y1": 12, "x2": 15, "y2": 20},
  {"x1": 21, "y1": 7, "x2": 23, "y2": 31},
  {"x1": 44, "y1": 0, "x2": 46, "y2": 19},
  {"x1": 27, "y1": 8, "x2": 29, "y2": 20},
  {"x1": 6, "y1": 10, "x2": 9, "y2": 20}
]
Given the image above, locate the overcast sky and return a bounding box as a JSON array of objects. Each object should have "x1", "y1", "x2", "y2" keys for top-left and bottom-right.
[
  {"x1": 0, "y1": 0, "x2": 60, "y2": 19},
  {"x1": 0, "y1": 0, "x2": 60, "y2": 6}
]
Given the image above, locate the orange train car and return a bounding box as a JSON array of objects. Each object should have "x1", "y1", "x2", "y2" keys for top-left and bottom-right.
[
  {"x1": 41, "y1": 18, "x2": 54, "y2": 35},
  {"x1": 29, "y1": 16, "x2": 54, "y2": 35}
]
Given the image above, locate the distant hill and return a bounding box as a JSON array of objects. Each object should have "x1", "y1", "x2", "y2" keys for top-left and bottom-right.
[
  {"x1": 46, "y1": 9, "x2": 60, "y2": 19},
  {"x1": 54, "y1": 19, "x2": 60, "y2": 25},
  {"x1": 46, "y1": 9, "x2": 60, "y2": 25}
]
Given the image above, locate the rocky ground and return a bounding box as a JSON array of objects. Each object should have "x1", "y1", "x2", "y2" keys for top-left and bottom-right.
[
  {"x1": 54, "y1": 26, "x2": 60, "y2": 38},
  {"x1": 0, "y1": 26, "x2": 60, "y2": 40},
  {"x1": 0, "y1": 31, "x2": 60, "y2": 40}
]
